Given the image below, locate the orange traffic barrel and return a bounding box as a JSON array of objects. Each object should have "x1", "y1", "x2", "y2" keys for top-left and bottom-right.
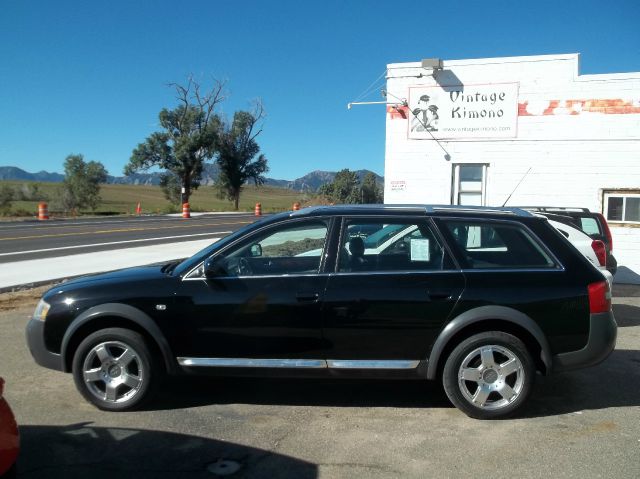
[
  {"x1": 292, "y1": 202, "x2": 301, "y2": 211},
  {"x1": 182, "y1": 203, "x2": 190, "y2": 218},
  {"x1": 38, "y1": 202, "x2": 49, "y2": 220},
  {"x1": 255, "y1": 203, "x2": 262, "y2": 216},
  {"x1": 136, "y1": 202, "x2": 142, "y2": 215}
]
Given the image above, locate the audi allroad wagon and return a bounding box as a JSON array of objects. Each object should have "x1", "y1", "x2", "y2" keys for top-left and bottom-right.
[{"x1": 26, "y1": 205, "x2": 617, "y2": 419}]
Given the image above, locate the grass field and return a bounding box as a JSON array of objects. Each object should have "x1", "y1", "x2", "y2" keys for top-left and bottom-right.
[{"x1": 0, "y1": 180, "x2": 312, "y2": 217}]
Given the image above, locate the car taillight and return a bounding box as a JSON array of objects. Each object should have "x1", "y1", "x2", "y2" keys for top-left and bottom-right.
[
  {"x1": 588, "y1": 281, "x2": 611, "y2": 314},
  {"x1": 591, "y1": 240, "x2": 606, "y2": 267},
  {"x1": 596, "y1": 213, "x2": 613, "y2": 251}
]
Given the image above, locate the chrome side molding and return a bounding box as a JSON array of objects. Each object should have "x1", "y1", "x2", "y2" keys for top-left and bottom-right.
[
  {"x1": 177, "y1": 357, "x2": 419, "y2": 370},
  {"x1": 177, "y1": 358, "x2": 326, "y2": 368},
  {"x1": 326, "y1": 360, "x2": 419, "y2": 369}
]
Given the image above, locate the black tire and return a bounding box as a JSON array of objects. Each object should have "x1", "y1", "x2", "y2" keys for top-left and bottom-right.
[
  {"x1": 72, "y1": 328, "x2": 160, "y2": 411},
  {"x1": 442, "y1": 331, "x2": 535, "y2": 419}
]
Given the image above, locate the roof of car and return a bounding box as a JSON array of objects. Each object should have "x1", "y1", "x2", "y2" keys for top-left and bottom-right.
[{"x1": 286, "y1": 204, "x2": 536, "y2": 218}]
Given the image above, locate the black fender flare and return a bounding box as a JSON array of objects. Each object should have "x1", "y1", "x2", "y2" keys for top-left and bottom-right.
[
  {"x1": 426, "y1": 305, "x2": 553, "y2": 379},
  {"x1": 60, "y1": 303, "x2": 177, "y2": 374}
]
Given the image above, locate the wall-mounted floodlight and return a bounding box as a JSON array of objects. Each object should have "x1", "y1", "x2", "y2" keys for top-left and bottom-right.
[{"x1": 421, "y1": 58, "x2": 443, "y2": 70}]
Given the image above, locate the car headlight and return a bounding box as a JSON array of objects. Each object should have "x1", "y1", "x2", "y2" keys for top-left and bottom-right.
[{"x1": 33, "y1": 299, "x2": 51, "y2": 321}]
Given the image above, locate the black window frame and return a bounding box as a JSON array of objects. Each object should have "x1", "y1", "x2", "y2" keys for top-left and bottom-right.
[
  {"x1": 185, "y1": 217, "x2": 338, "y2": 279},
  {"x1": 330, "y1": 215, "x2": 459, "y2": 274},
  {"x1": 433, "y1": 217, "x2": 561, "y2": 271}
]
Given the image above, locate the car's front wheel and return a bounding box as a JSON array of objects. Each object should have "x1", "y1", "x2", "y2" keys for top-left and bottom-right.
[
  {"x1": 72, "y1": 328, "x2": 159, "y2": 411},
  {"x1": 442, "y1": 331, "x2": 534, "y2": 419}
]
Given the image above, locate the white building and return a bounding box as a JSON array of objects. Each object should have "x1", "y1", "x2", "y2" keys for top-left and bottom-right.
[{"x1": 384, "y1": 53, "x2": 640, "y2": 282}]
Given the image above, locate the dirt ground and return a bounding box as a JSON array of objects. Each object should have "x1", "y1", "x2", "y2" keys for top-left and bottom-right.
[{"x1": 0, "y1": 285, "x2": 50, "y2": 312}]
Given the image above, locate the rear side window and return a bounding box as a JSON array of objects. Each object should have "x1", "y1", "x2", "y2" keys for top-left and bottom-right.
[
  {"x1": 337, "y1": 219, "x2": 451, "y2": 272},
  {"x1": 442, "y1": 220, "x2": 556, "y2": 269},
  {"x1": 578, "y1": 217, "x2": 601, "y2": 237}
]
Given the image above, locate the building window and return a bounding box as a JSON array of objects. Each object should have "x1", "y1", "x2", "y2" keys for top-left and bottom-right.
[
  {"x1": 452, "y1": 164, "x2": 488, "y2": 206},
  {"x1": 604, "y1": 192, "x2": 640, "y2": 223}
]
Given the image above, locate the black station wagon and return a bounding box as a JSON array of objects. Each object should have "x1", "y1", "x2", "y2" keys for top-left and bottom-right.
[{"x1": 26, "y1": 205, "x2": 617, "y2": 419}]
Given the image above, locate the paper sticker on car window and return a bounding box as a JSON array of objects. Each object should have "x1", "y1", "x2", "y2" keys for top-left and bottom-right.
[{"x1": 410, "y1": 238, "x2": 430, "y2": 261}]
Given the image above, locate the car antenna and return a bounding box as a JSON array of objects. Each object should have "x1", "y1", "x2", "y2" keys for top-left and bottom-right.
[{"x1": 502, "y1": 167, "x2": 532, "y2": 207}]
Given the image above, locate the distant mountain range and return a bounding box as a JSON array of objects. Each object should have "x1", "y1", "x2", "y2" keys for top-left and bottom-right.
[
  {"x1": 0, "y1": 165, "x2": 383, "y2": 192},
  {"x1": 0, "y1": 166, "x2": 66, "y2": 183}
]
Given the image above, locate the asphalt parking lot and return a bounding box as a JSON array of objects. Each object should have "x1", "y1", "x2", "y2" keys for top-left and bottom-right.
[{"x1": 1, "y1": 288, "x2": 639, "y2": 478}]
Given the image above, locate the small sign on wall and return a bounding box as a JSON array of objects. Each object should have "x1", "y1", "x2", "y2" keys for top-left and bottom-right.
[
  {"x1": 408, "y1": 83, "x2": 519, "y2": 139},
  {"x1": 390, "y1": 180, "x2": 407, "y2": 192}
]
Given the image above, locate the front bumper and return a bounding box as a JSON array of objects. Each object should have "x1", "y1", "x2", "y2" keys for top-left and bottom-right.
[
  {"x1": 553, "y1": 311, "x2": 617, "y2": 372},
  {"x1": 26, "y1": 318, "x2": 64, "y2": 372}
]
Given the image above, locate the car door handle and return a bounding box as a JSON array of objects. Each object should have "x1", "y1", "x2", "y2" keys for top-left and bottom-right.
[
  {"x1": 296, "y1": 292, "x2": 320, "y2": 303},
  {"x1": 427, "y1": 290, "x2": 453, "y2": 301}
]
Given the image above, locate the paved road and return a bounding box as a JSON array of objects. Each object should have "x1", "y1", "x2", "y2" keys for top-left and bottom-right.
[
  {"x1": 0, "y1": 214, "x2": 258, "y2": 263},
  {"x1": 1, "y1": 293, "x2": 639, "y2": 478}
]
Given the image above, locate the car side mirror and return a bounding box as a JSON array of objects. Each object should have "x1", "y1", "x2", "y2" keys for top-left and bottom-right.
[
  {"x1": 203, "y1": 256, "x2": 228, "y2": 278},
  {"x1": 250, "y1": 244, "x2": 262, "y2": 257}
]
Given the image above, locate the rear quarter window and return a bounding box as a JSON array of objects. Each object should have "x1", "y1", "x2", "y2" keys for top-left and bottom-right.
[
  {"x1": 442, "y1": 220, "x2": 556, "y2": 269},
  {"x1": 579, "y1": 217, "x2": 601, "y2": 236}
]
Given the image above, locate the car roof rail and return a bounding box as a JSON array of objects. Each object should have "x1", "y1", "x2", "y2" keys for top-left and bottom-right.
[
  {"x1": 534, "y1": 212, "x2": 579, "y2": 225},
  {"x1": 519, "y1": 206, "x2": 591, "y2": 213},
  {"x1": 429, "y1": 205, "x2": 533, "y2": 216},
  {"x1": 289, "y1": 204, "x2": 432, "y2": 216},
  {"x1": 289, "y1": 204, "x2": 534, "y2": 217}
]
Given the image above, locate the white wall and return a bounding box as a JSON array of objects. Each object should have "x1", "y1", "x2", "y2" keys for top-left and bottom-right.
[{"x1": 384, "y1": 54, "x2": 640, "y2": 280}]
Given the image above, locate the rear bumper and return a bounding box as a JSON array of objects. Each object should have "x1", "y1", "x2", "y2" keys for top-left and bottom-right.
[
  {"x1": 606, "y1": 252, "x2": 617, "y2": 276},
  {"x1": 553, "y1": 311, "x2": 617, "y2": 372},
  {"x1": 26, "y1": 318, "x2": 64, "y2": 372}
]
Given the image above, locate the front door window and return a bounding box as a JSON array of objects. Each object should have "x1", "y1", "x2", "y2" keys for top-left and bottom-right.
[{"x1": 211, "y1": 220, "x2": 328, "y2": 277}]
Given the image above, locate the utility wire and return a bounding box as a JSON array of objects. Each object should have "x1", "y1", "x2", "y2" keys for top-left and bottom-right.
[{"x1": 352, "y1": 70, "x2": 388, "y2": 103}]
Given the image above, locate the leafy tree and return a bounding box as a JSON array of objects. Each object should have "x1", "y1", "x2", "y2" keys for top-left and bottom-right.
[
  {"x1": 16, "y1": 183, "x2": 48, "y2": 202},
  {"x1": 125, "y1": 77, "x2": 224, "y2": 204},
  {"x1": 158, "y1": 173, "x2": 183, "y2": 205},
  {"x1": 318, "y1": 169, "x2": 361, "y2": 204},
  {"x1": 0, "y1": 184, "x2": 14, "y2": 214},
  {"x1": 215, "y1": 106, "x2": 269, "y2": 210},
  {"x1": 60, "y1": 154, "x2": 108, "y2": 212},
  {"x1": 360, "y1": 172, "x2": 383, "y2": 203}
]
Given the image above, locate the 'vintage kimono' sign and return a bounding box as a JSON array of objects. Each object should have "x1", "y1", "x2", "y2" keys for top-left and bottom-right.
[{"x1": 408, "y1": 83, "x2": 519, "y2": 139}]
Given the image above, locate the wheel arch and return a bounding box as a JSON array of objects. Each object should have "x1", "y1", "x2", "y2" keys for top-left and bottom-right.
[
  {"x1": 61, "y1": 303, "x2": 178, "y2": 375},
  {"x1": 427, "y1": 305, "x2": 553, "y2": 380}
]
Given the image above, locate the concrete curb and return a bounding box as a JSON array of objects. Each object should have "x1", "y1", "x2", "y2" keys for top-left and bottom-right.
[{"x1": 0, "y1": 238, "x2": 216, "y2": 293}]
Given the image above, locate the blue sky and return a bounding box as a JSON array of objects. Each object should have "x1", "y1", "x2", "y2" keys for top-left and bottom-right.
[{"x1": 1, "y1": 0, "x2": 639, "y2": 180}]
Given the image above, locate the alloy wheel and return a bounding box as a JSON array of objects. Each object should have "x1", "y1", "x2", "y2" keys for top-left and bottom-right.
[
  {"x1": 457, "y1": 344, "x2": 525, "y2": 411},
  {"x1": 82, "y1": 340, "x2": 145, "y2": 404}
]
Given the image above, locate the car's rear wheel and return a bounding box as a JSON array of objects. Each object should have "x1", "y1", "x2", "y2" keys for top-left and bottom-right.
[
  {"x1": 442, "y1": 331, "x2": 534, "y2": 419},
  {"x1": 72, "y1": 328, "x2": 159, "y2": 411}
]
